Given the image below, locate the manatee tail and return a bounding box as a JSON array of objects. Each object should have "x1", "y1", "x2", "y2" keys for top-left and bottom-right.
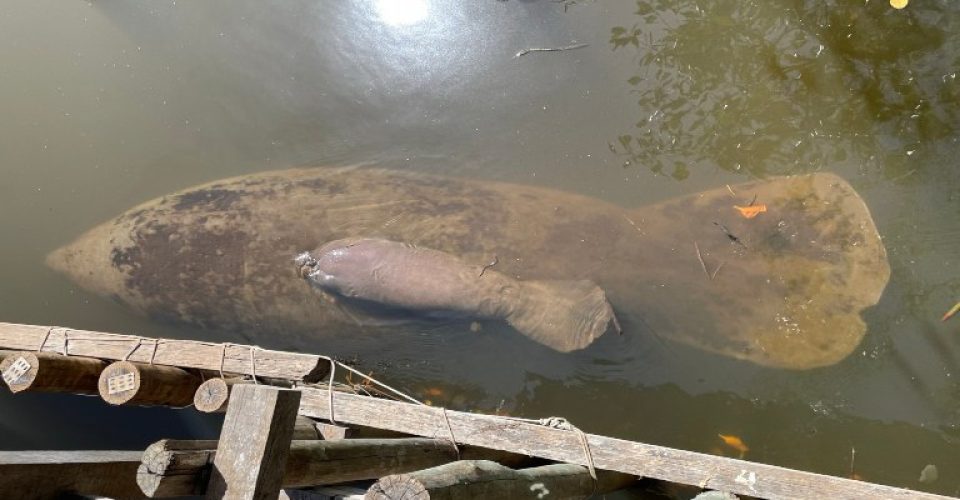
[{"x1": 505, "y1": 280, "x2": 620, "y2": 352}]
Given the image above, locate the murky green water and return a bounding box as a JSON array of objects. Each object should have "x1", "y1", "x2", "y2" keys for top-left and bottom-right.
[{"x1": 2, "y1": 0, "x2": 960, "y2": 495}]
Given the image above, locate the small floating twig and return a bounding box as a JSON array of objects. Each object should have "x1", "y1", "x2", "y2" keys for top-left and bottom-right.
[
  {"x1": 694, "y1": 241, "x2": 710, "y2": 280},
  {"x1": 514, "y1": 42, "x2": 589, "y2": 58},
  {"x1": 710, "y1": 261, "x2": 724, "y2": 280},
  {"x1": 478, "y1": 255, "x2": 499, "y2": 277}
]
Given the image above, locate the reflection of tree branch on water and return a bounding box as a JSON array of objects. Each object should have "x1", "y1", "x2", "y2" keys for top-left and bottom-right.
[{"x1": 606, "y1": 0, "x2": 960, "y2": 181}]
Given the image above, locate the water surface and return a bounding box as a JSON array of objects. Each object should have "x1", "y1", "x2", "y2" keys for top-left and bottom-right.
[{"x1": 2, "y1": 0, "x2": 960, "y2": 494}]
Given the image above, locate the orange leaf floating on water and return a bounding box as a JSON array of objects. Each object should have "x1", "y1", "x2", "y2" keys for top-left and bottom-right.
[
  {"x1": 941, "y1": 301, "x2": 960, "y2": 322},
  {"x1": 734, "y1": 204, "x2": 767, "y2": 219},
  {"x1": 718, "y1": 434, "x2": 749, "y2": 456}
]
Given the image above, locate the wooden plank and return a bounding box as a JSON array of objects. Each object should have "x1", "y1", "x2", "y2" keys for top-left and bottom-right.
[
  {"x1": 0, "y1": 322, "x2": 330, "y2": 382},
  {"x1": 366, "y1": 460, "x2": 636, "y2": 499},
  {"x1": 0, "y1": 450, "x2": 144, "y2": 499},
  {"x1": 0, "y1": 351, "x2": 106, "y2": 394},
  {"x1": 206, "y1": 384, "x2": 302, "y2": 500},
  {"x1": 137, "y1": 438, "x2": 531, "y2": 496},
  {"x1": 298, "y1": 388, "x2": 950, "y2": 500}
]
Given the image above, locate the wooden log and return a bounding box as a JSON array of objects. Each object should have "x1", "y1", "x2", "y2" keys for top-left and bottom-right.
[
  {"x1": 366, "y1": 460, "x2": 636, "y2": 499},
  {"x1": 193, "y1": 377, "x2": 250, "y2": 413},
  {"x1": 137, "y1": 438, "x2": 530, "y2": 496},
  {"x1": 0, "y1": 351, "x2": 106, "y2": 394},
  {"x1": 315, "y1": 422, "x2": 408, "y2": 441},
  {"x1": 98, "y1": 360, "x2": 201, "y2": 406},
  {"x1": 0, "y1": 322, "x2": 331, "y2": 383},
  {"x1": 293, "y1": 416, "x2": 322, "y2": 440},
  {"x1": 0, "y1": 450, "x2": 144, "y2": 499},
  {"x1": 205, "y1": 384, "x2": 302, "y2": 500},
  {"x1": 138, "y1": 439, "x2": 218, "y2": 497},
  {"x1": 298, "y1": 388, "x2": 951, "y2": 500}
]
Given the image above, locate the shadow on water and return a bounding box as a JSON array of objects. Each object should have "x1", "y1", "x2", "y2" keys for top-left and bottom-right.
[{"x1": 607, "y1": 0, "x2": 960, "y2": 180}]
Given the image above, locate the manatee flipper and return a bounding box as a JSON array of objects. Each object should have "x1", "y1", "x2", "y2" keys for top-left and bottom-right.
[
  {"x1": 299, "y1": 238, "x2": 619, "y2": 351},
  {"x1": 506, "y1": 279, "x2": 620, "y2": 352}
]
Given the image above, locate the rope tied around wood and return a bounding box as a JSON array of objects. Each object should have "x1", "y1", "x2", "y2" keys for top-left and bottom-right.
[
  {"x1": 439, "y1": 406, "x2": 460, "y2": 459},
  {"x1": 122, "y1": 337, "x2": 159, "y2": 364},
  {"x1": 502, "y1": 415, "x2": 598, "y2": 484},
  {"x1": 36, "y1": 326, "x2": 55, "y2": 353}
]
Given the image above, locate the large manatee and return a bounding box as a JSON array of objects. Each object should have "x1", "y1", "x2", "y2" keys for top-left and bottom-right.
[{"x1": 46, "y1": 167, "x2": 889, "y2": 369}]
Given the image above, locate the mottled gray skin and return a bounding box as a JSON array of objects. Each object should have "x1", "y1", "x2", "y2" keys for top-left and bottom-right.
[
  {"x1": 46, "y1": 167, "x2": 889, "y2": 368},
  {"x1": 295, "y1": 237, "x2": 619, "y2": 351}
]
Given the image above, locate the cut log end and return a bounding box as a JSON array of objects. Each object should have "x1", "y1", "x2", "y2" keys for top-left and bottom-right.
[
  {"x1": 98, "y1": 360, "x2": 200, "y2": 407},
  {"x1": 0, "y1": 352, "x2": 39, "y2": 393},
  {"x1": 366, "y1": 474, "x2": 430, "y2": 500},
  {"x1": 1, "y1": 351, "x2": 106, "y2": 394}
]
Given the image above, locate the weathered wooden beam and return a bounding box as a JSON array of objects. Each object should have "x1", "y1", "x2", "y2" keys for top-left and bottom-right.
[
  {"x1": 137, "y1": 440, "x2": 219, "y2": 497},
  {"x1": 298, "y1": 388, "x2": 950, "y2": 500},
  {"x1": 0, "y1": 450, "x2": 144, "y2": 499},
  {"x1": 98, "y1": 360, "x2": 201, "y2": 406},
  {"x1": 314, "y1": 421, "x2": 408, "y2": 441},
  {"x1": 366, "y1": 460, "x2": 636, "y2": 499},
  {"x1": 137, "y1": 438, "x2": 531, "y2": 496},
  {"x1": 0, "y1": 351, "x2": 106, "y2": 394},
  {"x1": 205, "y1": 384, "x2": 302, "y2": 500},
  {"x1": 0, "y1": 322, "x2": 330, "y2": 383},
  {"x1": 292, "y1": 416, "x2": 323, "y2": 440}
]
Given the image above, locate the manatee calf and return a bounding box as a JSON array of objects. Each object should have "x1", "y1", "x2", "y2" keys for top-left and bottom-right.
[
  {"x1": 296, "y1": 237, "x2": 620, "y2": 352},
  {"x1": 46, "y1": 167, "x2": 889, "y2": 369}
]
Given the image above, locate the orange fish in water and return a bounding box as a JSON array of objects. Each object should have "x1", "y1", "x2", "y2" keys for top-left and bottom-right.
[
  {"x1": 423, "y1": 387, "x2": 446, "y2": 398},
  {"x1": 734, "y1": 204, "x2": 767, "y2": 219},
  {"x1": 718, "y1": 434, "x2": 749, "y2": 457}
]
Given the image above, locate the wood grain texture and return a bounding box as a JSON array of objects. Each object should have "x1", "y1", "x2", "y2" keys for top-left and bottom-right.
[
  {"x1": 98, "y1": 360, "x2": 201, "y2": 406},
  {"x1": 137, "y1": 438, "x2": 530, "y2": 496},
  {"x1": 0, "y1": 450, "x2": 144, "y2": 499},
  {"x1": 298, "y1": 388, "x2": 950, "y2": 500},
  {"x1": 205, "y1": 384, "x2": 302, "y2": 500},
  {"x1": 194, "y1": 377, "x2": 251, "y2": 413},
  {"x1": 0, "y1": 351, "x2": 106, "y2": 394},
  {"x1": 138, "y1": 439, "x2": 218, "y2": 497},
  {"x1": 366, "y1": 460, "x2": 635, "y2": 500},
  {"x1": 0, "y1": 322, "x2": 330, "y2": 382}
]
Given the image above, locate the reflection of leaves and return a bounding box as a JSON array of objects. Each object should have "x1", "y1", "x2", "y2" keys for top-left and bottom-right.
[
  {"x1": 610, "y1": 24, "x2": 642, "y2": 50},
  {"x1": 609, "y1": 0, "x2": 960, "y2": 180}
]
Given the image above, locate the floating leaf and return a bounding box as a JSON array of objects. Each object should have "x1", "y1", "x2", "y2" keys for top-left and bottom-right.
[
  {"x1": 734, "y1": 204, "x2": 767, "y2": 219},
  {"x1": 890, "y1": 0, "x2": 908, "y2": 9},
  {"x1": 919, "y1": 464, "x2": 938, "y2": 483},
  {"x1": 941, "y1": 301, "x2": 960, "y2": 321}
]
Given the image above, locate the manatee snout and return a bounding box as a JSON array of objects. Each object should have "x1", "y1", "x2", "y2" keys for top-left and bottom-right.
[{"x1": 296, "y1": 238, "x2": 373, "y2": 297}]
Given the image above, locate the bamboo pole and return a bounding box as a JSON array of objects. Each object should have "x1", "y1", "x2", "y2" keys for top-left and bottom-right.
[
  {"x1": 0, "y1": 322, "x2": 331, "y2": 383},
  {"x1": 98, "y1": 360, "x2": 201, "y2": 406},
  {"x1": 0, "y1": 351, "x2": 106, "y2": 394},
  {"x1": 367, "y1": 460, "x2": 636, "y2": 499}
]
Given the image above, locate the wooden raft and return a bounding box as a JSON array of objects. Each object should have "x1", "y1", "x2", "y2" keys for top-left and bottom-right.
[{"x1": 0, "y1": 322, "x2": 952, "y2": 500}]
